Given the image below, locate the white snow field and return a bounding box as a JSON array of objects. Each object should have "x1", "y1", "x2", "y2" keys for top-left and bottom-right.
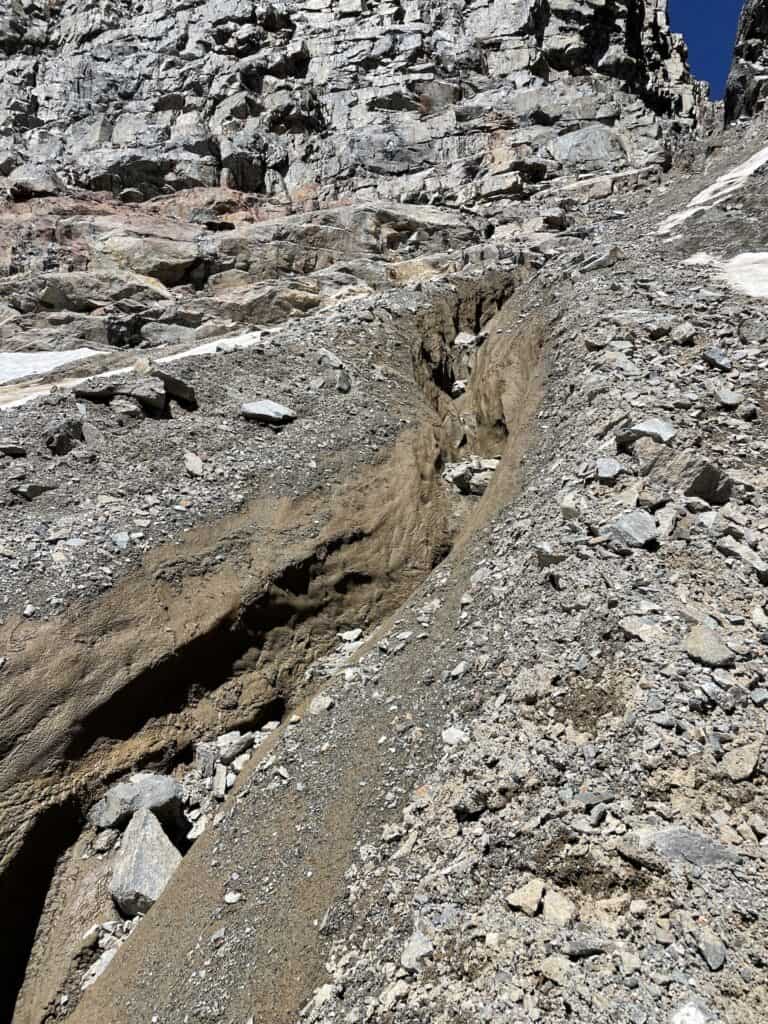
[
  {"x1": 658, "y1": 143, "x2": 768, "y2": 235},
  {"x1": 683, "y1": 250, "x2": 768, "y2": 298},
  {"x1": 0, "y1": 331, "x2": 269, "y2": 409},
  {"x1": 0, "y1": 349, "x2": 100, "y2": 386}
]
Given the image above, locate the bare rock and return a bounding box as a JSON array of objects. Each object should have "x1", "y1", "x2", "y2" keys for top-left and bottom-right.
[
  {"x1": 685, "y1": 625, "x2": 735, "y2": 668},
  {"x1": 507, "y1": 877, "x2": 544, "y2": 917},
  {"x1": 241, "y1": 400, "x2": 296, "y2": 425},
  {"x1": 110, "y1": 809, "x2": 181, "y2": 916},
  {"x1": 88, "y1": 772, "x2": 184, "y2": 831}
]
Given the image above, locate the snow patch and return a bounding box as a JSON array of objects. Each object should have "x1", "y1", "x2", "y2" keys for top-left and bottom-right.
[
  {"x1": 0, "y1": 331, "x2": 268, "y2": 410},
  {"x1": 682, "y1": 250, "x2": 768, "y2": 299},
  {"x1": 719, "y1": 252, "x2": 768, "y2": 298},
  {"x1": 658, "y1": 143, "x2": 768, "y2": 235},
  {"x1": 0, "y1": 348, "x2": 100, "y2": 386}
]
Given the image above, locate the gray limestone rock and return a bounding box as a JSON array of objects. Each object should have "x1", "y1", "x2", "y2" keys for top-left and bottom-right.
[
  {"x1": 241, "y1": 400, "x2": 296, "y2": 425},
  {"x1": 618, "y1": 418, "x2": 677, "y2": 448},
  {"x1": 216, "y1": 730, "x2": 254, "y2": 765},
  {"x1": 651, "y1": 828, "x2": 739, "y2": 868},
  {"x1": 88, "y1": 772, "x2": 184, "y2": 831},
  {"x1": 605, "y1": 509, "x2": 658, "y2": 550},
  {"x1": 685, "y1": 625, "x2": 735, "y2": 668},
  {"x1": 716, "y1": 535, "x2": 768, "y2": 583},
  {"x1": 721, "y1": 741, "x2": 762, "y2": 782},
  {"x1": 110, "y1": 808, "x2": 182, "y2": 916},
  {"x1": 646, "y1": 453, "x2": 733, "y2": 506}
]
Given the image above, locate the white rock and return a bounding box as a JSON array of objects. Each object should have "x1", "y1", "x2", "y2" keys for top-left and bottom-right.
[
  {"x1": 309, "y1": 693, "x2": 334, "y2": 715},
  {"x1": 442, "y1": 726, "x2": 469, "y2": 746},
  {"x1": 241, "y1": 400, "x2": 296, "y2": 425},
  {"x1": 184, "y1": 451, "x2": 203, "y2": 477}
]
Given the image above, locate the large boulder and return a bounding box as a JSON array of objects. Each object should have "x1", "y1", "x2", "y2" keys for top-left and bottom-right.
[
  {"x1": 88, "y1": 772, "x2": 184, "y2": 831},
  {"x1": 110, "y1": 809, "x2": 182, "y2": 916},
  {"x1": 643, "y1": 452, "x2": 733, "y2": 507}
]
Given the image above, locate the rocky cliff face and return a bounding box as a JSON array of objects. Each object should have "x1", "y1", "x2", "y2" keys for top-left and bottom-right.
[
  {"x1": 1, "y1": 0, "x2": 702, "y2": 207},
  {"x1": 5, "y1": 6, "x2": 768, "y2": 1024},
  {"x1": 726, "y1": 0, "x2": 768, "y2": 122}
]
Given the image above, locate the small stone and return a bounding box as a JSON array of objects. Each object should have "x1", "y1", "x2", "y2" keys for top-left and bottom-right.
[
  {"x1": 605, "y1": 509, "x2": 657, "y2": 550},
  {"x1": 670, "y1": 1004, "x2": 713, "y2": 1024},
  {"x1": 696, "y1": 927, "x2": 726, "y2": 971},
  {"x1": 543, "y1": 890, "x2": 576, "y2": 927},
  {"x1": 716, "y1": 388, "x2": 744, "y2": 410},
  {"x1": 81, "y1": 946, "x2": 118, "y2": 991},
  {"x1": 721, "y1": 741, "x2": 762, "y2": 782},
  {"x1": 671, "y1": 322, "x2": 697, "y2": 345},
  {"x1": 117, "y1": 378, "x2": 167, "y2": 412},
  {"x1": 401, "y1": 928, "x2": 434, "y2": 972},
  {"x1": 619, "y1": 616, "x2": 664, "y2": 643},
  {"x1": 442, "y1": 726, "x2": 469, "y2": 746},
  {"x1": 335, "y1": 369, "x2": 352, "y2": 393},
  {"x1": 184, "y1": 452, "x2": 203, "y2": 477},
  {"x1": 194, "y1": 742, "x2": 218, "y2": 778},
  {"x1": 685, "y1": 625, "x2": 734, "y2": 668},
  {"x1": 651, "y1": 827, "x2": 738, "y2": 867},
  {"x1": 187, "y1": 815, "x2": 207, "y2": 841},
  {"x1": 216, "y1": 730, "x2": 254, "y2": 764},
  {"x1": 534, "y1": 542, "x2": 567, "y2": 567},
  {"x1": 154, "y1": 370, "x2": 196, "y2": 405},
  {"x1": 0, "y1": 440, "x2": 27, "y2": 457},
  {"x1": 618, "y1": 417, "x2": 676, "y2": 447},
  {"x1": 339, "y1": 628, "x2": 363, "y2": 642},
  {"x1": 716, "y1": 535, "x2": 768, "y2": 583},
  {"x1": 11, "y1": 482, "x2": 56, "y2": 500},
  {"x1": 241, "y1": 400, "x2": 296, "y2": 425},
  {"x1": 92, "y1": 829, "x2": 120, "y2": 854},
  {"x1": 379, "y1": 980, "x2": 409, "y2": 1010},
  {"x1": 596, "y1": 457, "x2": 624, "y2": 484},
  {"x1": 702, "y1": 347, "x2": 732, "y2": 372},
  {"x1": 507, "y1": 877, "x2": 545, "y2": 916},
  {"x1": 213, "y1": 763, "x2": 228, "y2": 800},
  {"x1": 309, "y1": 693, "x2": 334, "y2": 715},
  {"x1": 539, "y1": 953, "x2": 571, "y2": 985}
]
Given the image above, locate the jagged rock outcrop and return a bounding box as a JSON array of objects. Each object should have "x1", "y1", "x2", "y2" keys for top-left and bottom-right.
[
  {"x1": 726, "y1": 0, "x2": 768, "y2": 122},
  {"x1": 0, "y1": 0, "x2": 703, "y2": 207}
]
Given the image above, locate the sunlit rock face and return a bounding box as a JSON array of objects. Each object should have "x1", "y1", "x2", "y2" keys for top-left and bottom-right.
[
  {"x1": 0, "y1": 0, "x2": 703, "y2": 207},
  {"x1": 726, "y1": 0, "x2": 768, "y2": 122}
]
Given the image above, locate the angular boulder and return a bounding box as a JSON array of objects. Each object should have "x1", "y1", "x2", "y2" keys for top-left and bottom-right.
[
  {"x1": 241, "y1": 400, "x2": 296, "y2": 425},
  {"x1": 88, "y1": 772, "x2": 184, "y2": 831},
  {"x1": 110, "y1": 809, "x2": 182, "y2": 916},
  {"x1": 605, "y1": 509, "x2": 657, "y2": 551},
  {"x1": 685, "y1": 625, "x2": 735, "y2": 668},
  {"x1": 645, "y1": 452, "x2": 733, "y2": 506}
]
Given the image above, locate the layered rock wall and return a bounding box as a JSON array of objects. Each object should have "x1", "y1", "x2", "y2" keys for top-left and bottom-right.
[
  {"x1": 726, "y1": 0, "x2": 768, "y2": 122},
  {"x1": 0, "y1": 0, "x2": 703, "y2": 207}
]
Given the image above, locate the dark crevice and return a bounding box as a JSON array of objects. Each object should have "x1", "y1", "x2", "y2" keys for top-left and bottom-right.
[{"x1": 1, "y1": 798, "x2": 82, "y2": 1024}]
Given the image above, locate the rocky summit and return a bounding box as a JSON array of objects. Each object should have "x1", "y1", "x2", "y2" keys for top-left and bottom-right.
[{"x1": 0, "y1": 3, "x2": 767, "y2": 1024}]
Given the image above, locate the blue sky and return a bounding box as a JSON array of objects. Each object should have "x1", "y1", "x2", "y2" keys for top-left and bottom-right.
[{"x1": 669, "y1": 0, "x2": 743, "y2": 99}]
